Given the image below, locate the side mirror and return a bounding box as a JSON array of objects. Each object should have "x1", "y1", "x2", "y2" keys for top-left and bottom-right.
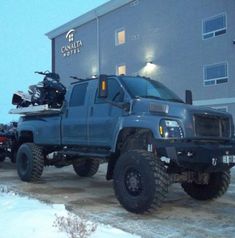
[
  {"x1": 185, "y1": 90, "x2": 193, "y2": 105},
  {"x1": 98, "y1": 74, "x2": 108, "y2": 98}
]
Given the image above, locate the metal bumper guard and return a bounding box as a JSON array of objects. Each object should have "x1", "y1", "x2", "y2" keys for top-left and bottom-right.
[{"x1": 156, "y1": 138, "x2": 235, "y2": 172}]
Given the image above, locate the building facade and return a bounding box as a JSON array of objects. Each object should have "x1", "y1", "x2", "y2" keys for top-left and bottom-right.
[{"x1": 46, "y1": 0, "x2": 235, "y2": 116}]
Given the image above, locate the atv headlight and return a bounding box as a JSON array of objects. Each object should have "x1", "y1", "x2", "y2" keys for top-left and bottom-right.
[{"x1": 159, "y1": 120, "x2": 184, "y2": 138}]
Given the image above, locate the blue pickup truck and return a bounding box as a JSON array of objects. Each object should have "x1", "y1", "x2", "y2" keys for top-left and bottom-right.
[{"x1": 15, "y1": 75, "x2": 235, "y2": 213}]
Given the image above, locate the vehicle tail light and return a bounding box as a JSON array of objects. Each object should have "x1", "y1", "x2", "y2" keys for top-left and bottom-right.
[{"x1": 0, "y1": 136, "x2": 8, "y2": 143}]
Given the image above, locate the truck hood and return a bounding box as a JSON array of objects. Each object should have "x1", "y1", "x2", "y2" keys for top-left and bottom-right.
[
  {"x1": 131, "y1": 98, "x2": 233, "y2": 138},
  {"x1": 131, "y1": 98, "x2": 230, "y2": 117}
]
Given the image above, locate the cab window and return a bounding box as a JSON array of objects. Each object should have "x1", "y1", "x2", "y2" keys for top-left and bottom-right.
[
  {"x1": 95, "y1": 78, "x2": 124, "y2": 103},
  {"x1": 70, "y1": 83, "x2": 88, "y2": 107}
]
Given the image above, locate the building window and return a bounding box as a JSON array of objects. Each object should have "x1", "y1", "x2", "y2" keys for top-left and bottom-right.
[
  {"x1": 204, "y1": 63, "x2": 228, "y2": 86},
  {"x1": 203, "y1": 13, "x2": 226, "y2": 39},
  {"x1": 116, "y1": 64, "x2": 126, "y2": 75},
  {"x1": 115, "y1": 28, "x2": 126, "y2": 45}
]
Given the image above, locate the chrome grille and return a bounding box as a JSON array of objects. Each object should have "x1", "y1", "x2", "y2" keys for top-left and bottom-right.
[{"x1": 194, "y1": 114, "x2": 230, "y2": 138}]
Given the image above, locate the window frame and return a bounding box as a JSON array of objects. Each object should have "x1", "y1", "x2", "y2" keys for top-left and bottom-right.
[
  {"x1": 202, "y1": 13, "x2": 227, "y2": 40},
  {"x1": 69, "y1": 82, "x2": 88, "y2": 107},
  {"x1": 203, "y1": 62, "x2": 229, "y2": 87},
  {"x1": 116, "y1": 64, "x2": 126, "y2": 76},
  {"x1": 95, "y1": 77, "x2": 125, "y2": 104},
  {"x1": 115, "y1": 28, "x2": 126, "y2": 46}
]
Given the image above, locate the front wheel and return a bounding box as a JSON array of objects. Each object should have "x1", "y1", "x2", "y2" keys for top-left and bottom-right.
[
  {"x1": 113, "y1": 150, "x2": 168, "y2": 213},
  {"x1": 182, "y1": 171, "x2": 230, "y2": 200},
  {"x1": 16, "y1": 143, "x2": 44, "y2": 182}
]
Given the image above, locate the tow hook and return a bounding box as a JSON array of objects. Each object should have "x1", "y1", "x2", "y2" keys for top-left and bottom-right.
[
  {"x1": 147, "y1": 144, "x2": 153, "y2": 152},
  {"x1": 212, "y1": 158, "x2": 217, "y2": 166}
]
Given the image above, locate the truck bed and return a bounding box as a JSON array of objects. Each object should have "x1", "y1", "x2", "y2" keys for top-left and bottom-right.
[{"x1": 9, "y1": 104, "x2": 62, "y2": 116}]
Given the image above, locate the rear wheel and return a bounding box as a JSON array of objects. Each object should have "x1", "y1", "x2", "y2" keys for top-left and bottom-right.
[
  {"x1": 72, "y1": 159, "x2": 100, "y2": 177},
  {"x1": 182, "y1": 171, "x2": 230, "y2": 200},
  {"x1": 113, "y1": 150, "x2": 168, "y2": 213},
  {"x1": 16, "y1": 143, "x2": 44, "y2": 182}
]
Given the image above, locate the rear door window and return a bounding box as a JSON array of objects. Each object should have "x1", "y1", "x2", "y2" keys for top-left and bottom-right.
[{"x1": 69, "y1": 83, "x2": 88, "y2": 107}]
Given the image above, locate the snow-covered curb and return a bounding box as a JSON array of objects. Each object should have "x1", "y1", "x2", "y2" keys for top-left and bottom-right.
[{"x1": 0, "y1": 189, "x2": 140, "y2": 238}]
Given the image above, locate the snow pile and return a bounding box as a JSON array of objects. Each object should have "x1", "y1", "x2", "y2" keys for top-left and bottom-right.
[{"x1": 0, "y1": 192, "x2": 139, "y2": 238}]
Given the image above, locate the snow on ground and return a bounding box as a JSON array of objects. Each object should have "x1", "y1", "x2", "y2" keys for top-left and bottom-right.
[{"x1": 0, "y1": 192, "x2": 140, "y2": 238}]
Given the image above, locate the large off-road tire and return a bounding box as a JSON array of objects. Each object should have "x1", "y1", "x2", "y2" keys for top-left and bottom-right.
[
  {"x1": 72, "y1": 159, "x2": 100, "y2": 177},
  {"x1": 181, "y1": 171, "x2": 230, "y2": 200},
  {"x1": 16, "y1": 143, "x2": 44, "y2": 182},
  {"x1": 107, "y1": 130, "x2": 153, "y2": 180},
  {"x1": 113, "y1": 150, "x2": 168, "y2": 213}
]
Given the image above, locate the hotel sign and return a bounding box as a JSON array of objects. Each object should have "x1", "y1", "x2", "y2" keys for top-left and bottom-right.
[{"x1": 61, "y1": 29, "x2": 83, "y2": 57}]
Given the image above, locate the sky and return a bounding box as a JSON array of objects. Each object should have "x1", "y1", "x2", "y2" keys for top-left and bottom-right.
[{"x1": 0, "y1": 0, "x2": 109, "y2": 123}]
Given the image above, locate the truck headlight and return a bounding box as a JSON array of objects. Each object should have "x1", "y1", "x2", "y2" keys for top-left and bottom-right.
[{"x1": 159, "y1": 120, "x2": 184, "y2": 138}]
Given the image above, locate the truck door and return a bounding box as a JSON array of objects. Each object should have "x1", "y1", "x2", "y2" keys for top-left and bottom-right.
[
  {"x1": 62, "y1": 82, "x2": 89, "y2": 145},
  {"x1": 88, "y1": 78, "x2": 125, "y2": 148}
]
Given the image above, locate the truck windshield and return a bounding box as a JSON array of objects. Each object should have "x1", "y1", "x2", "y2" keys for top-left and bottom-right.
[{"x1": 121, "y1": 76, "x2": 184, "y2": 103}]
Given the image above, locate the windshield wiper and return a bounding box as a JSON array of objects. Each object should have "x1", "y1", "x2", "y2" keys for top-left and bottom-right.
[
  {"x1": 135, "y1": 95, "x2": 183, "y2": 103},
  {"x1": 167, "y1": 98, "x2": 184, "y2": 103},
  {"x1": 138, "y1": 95, "x2": 163, "y2": 100}
]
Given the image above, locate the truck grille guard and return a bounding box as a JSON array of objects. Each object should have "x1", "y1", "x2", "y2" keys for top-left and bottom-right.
[{"x1": 193, "y1": 114, "x2": 231, "y2": 139}]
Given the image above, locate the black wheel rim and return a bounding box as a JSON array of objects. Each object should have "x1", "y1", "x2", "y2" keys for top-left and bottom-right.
[
  {"x1": 20, "y1": 153, "x2": 29, "y2": 173},
  {"x1": 125, "y1": 168, "x2": 143, "y2": 196}
]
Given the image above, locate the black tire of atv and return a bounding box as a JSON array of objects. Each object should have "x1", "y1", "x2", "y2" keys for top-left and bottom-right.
[
  {"x1": 113, "y1": 150, "x2": 168, "y2": 214},
  {"x1": 73, "y1": 159, "x2": 100, "y2": 177},
  {"x1": 0, "y1": 155, "x2": 5, "y2": 162},
  {"x1": 10, "y1": 151, "x2": 17, "y2": 163},
  {"x1": 181, "y1": 170, "x2": 231, "y2": 200},
  {"x1": 16, "y1": 143, "x2": 44, "y2": 182}
]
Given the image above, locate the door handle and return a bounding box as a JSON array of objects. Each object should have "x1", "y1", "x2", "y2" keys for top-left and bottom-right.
[
  {"x1": 90, "y1": 106, "x2": 94, "y2": 116},
  {"x1": 65, "y1": 109, "x2": 69, "y2": 118}
]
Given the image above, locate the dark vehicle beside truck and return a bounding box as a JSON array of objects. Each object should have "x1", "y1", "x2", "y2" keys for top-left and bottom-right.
[
  {"x1": 14, "y1": 75, "x2": 235, "y2": 213},
  {"x1": 0, "y1": 123, "x2": 17, "y2": 162}
]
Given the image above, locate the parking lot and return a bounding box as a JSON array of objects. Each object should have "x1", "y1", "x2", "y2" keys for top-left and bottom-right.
[{"x1": 0, "y1": 161, "x2": 235, "y2": 238}]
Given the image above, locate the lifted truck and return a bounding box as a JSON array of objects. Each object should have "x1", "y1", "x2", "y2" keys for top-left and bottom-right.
[{"x1": 14, "y1": 75, "x2": 235, "y2": 213}]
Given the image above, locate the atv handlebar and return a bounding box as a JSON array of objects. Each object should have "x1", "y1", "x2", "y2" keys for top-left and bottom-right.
[
  {"x1": 70, "y1": 76, "x2": 83, "y2": 81},
  {"x1": 35, "y1": 71, "x2": 46, "y2": 75},
  {"x1": 35, "y1": 71, "x2": 60, "y2": 81}
]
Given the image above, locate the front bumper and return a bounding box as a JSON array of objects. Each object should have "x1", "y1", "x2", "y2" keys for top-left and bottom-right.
[{"x1": 156, "y1": 138, "x2": 235, "y2": 172}]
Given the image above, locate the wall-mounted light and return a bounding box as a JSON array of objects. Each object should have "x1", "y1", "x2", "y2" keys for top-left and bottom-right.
[
  {"x1": 91, "y1": 75, "x2": 97, "y2": 79},
  {"x1": 137, "y1": 60, "x2": 159, "y2": 77},
  {"x1": 145, "y1": 61, "x2": 156, "y2": 72},
  {"x1": 146, "y1": 61, "x2": 153, "y2": 66}
]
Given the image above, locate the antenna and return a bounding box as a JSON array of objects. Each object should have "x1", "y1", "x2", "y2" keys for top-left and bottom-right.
[{"x1": 70, "y1": 76, "x2": 82, "y2": 81}]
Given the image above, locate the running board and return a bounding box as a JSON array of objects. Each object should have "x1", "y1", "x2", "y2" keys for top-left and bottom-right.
[{"x1": 59, "y1": 150, "x2": 111, "y2": 159}]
